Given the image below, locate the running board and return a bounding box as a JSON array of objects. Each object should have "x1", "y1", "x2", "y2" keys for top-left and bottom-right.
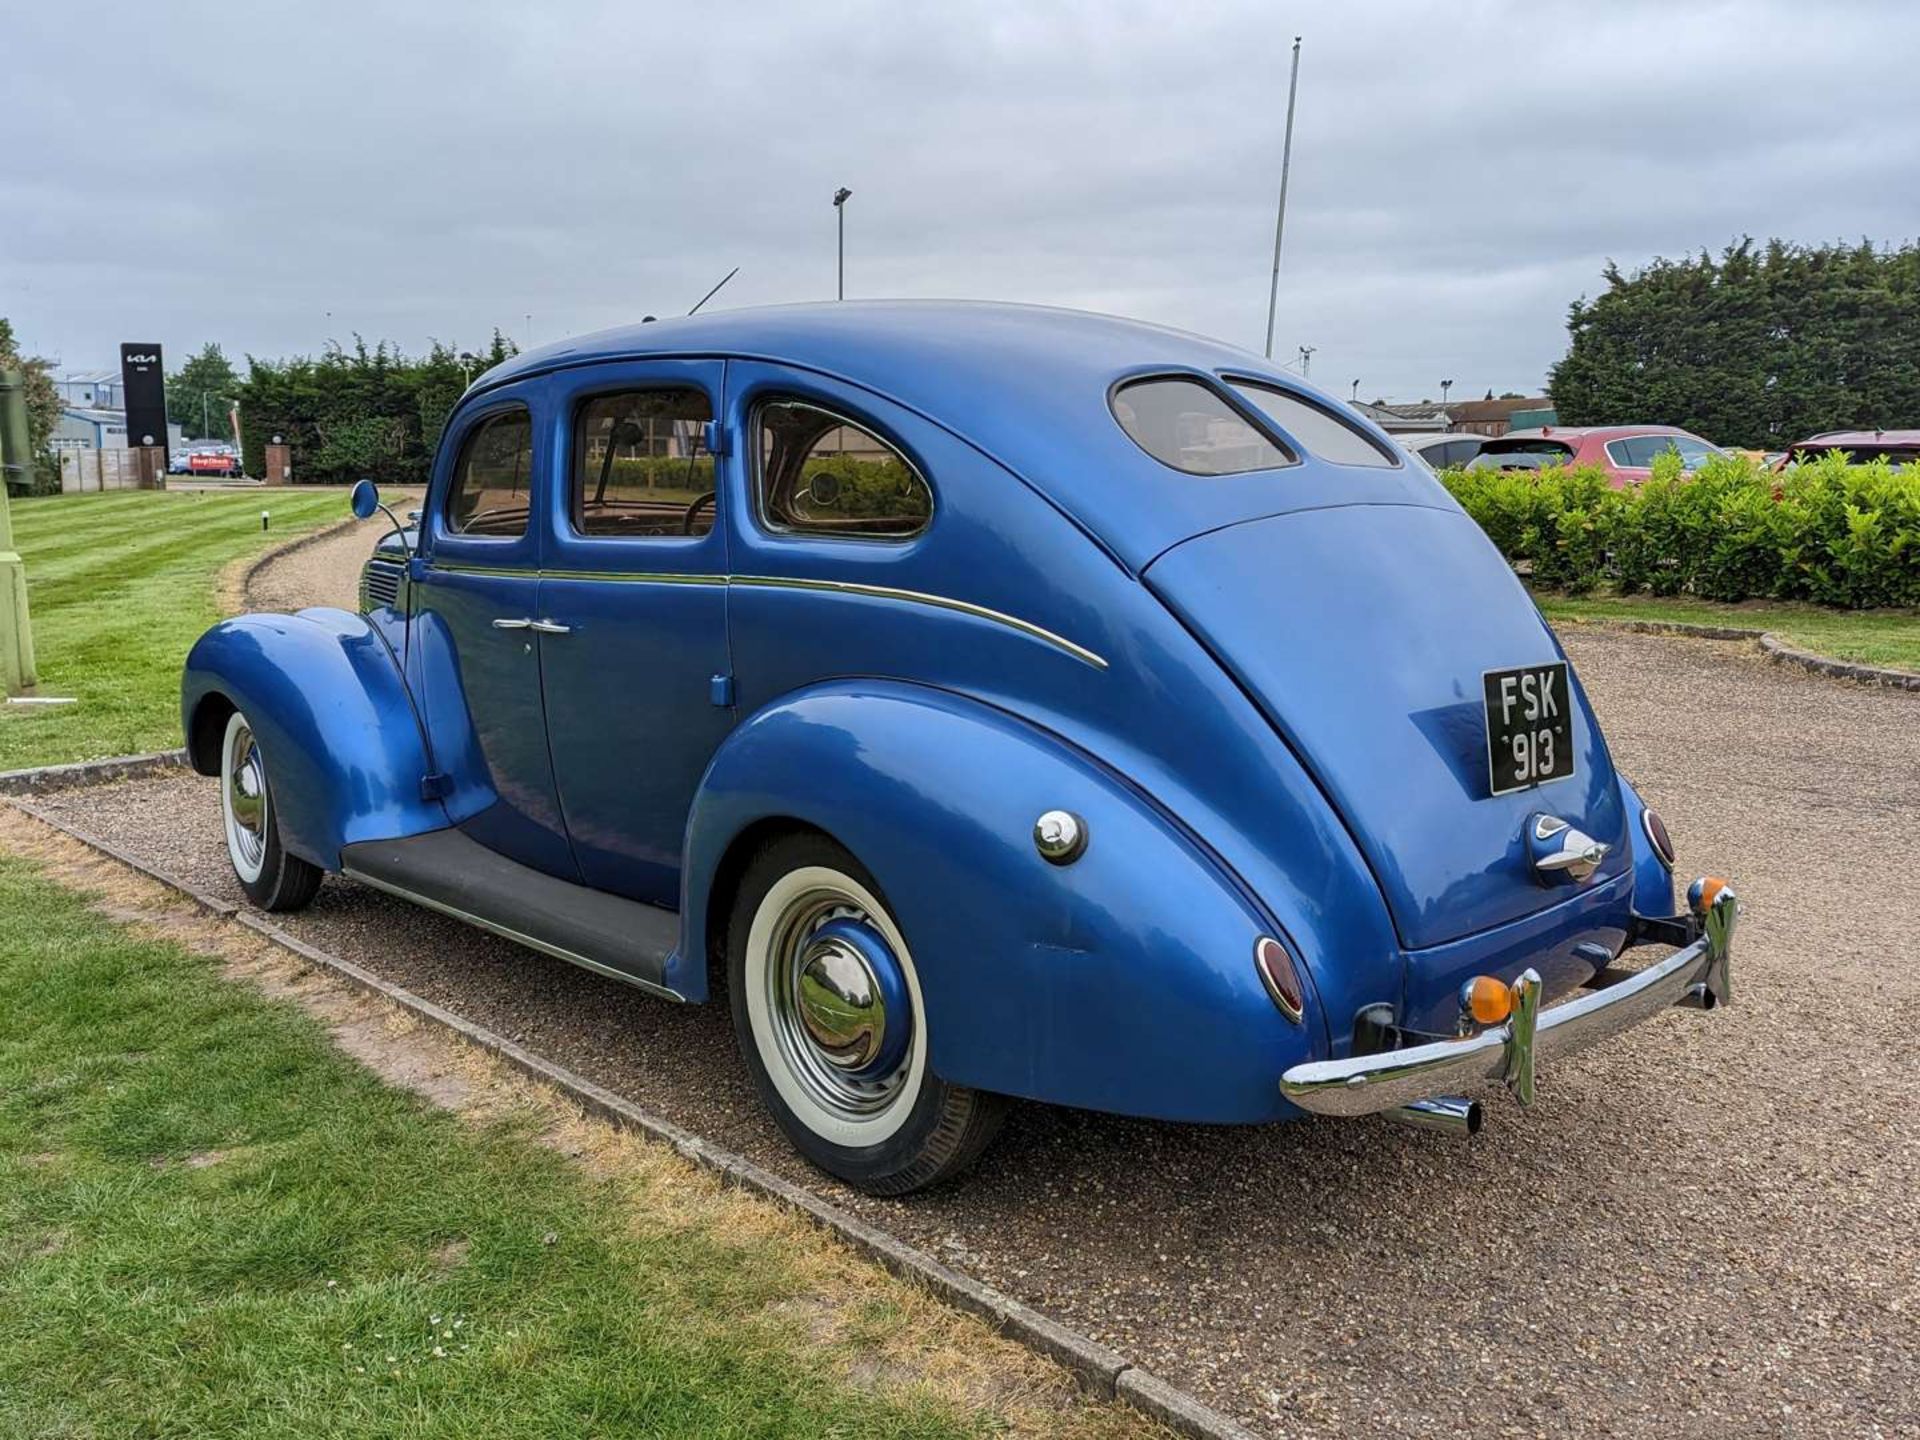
[{"x1": 340, "y1": 828, "x2": 684, "y2": 1002}]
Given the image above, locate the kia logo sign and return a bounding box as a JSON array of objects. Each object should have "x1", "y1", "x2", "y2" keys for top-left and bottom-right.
[{"x1": 120, "y1": 342, "x2": 169, "y2": 459}]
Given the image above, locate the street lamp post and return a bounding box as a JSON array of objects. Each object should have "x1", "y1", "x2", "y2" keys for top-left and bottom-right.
[{"x1": 833, "y1": 187, "x2": 852, "y2": 300}]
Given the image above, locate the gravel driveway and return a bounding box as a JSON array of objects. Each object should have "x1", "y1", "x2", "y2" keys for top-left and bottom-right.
[
  {"x1": 32, "y1": 621, "x2": 1918, "y2": 1438},
  {"x1": 242, "y1": 492, "x2": 422, "y2": 614}
]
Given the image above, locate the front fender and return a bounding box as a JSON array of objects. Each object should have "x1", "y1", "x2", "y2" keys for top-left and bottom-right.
[
  {"x1": 182, "y1": 608, "x2": 444, "y2": 869},
  {"x1": 682, "y1": 680, "x2": 1326, "y2": 1124}
]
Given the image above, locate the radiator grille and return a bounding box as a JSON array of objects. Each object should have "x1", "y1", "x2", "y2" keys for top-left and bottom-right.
[{"x1": 360, "y1": 556, "x2": 405, "y2": 612}]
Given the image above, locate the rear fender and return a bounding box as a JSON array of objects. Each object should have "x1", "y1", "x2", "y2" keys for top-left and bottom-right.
[
  {"x1": 182, "y1": 608, "x2": 444, "y2": 869},
  {"x1": 682, "y1": 679, "x2": 1326, "y2": 1124},
  {"x1": 1616, "y1": 774, "x2": 1678, "y2": 918}
]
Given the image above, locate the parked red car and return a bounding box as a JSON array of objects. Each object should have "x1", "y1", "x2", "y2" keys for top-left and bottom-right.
[
  {"x1": 187, "y1": 449, "x2": 241, "y2": 477},
  {"x1": 1468, "y1": 425, "x2": 1724, "y2": 487},
  {"x1": 1779, "y1": 429, "x2": 1920, "y2": 467}
]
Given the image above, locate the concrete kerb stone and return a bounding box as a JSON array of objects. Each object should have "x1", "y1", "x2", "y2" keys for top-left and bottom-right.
[
  {"x1": 1570, "y1": 617, "x2": 1920, "y2": 691},
  {"x1": 0, "y1": 748, "x2": 188, "y2": 795}
]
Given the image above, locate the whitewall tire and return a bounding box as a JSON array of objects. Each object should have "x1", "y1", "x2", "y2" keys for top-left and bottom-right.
[
  {"x1": 727, "y1": 832, "x2": 1006, "y2": 1194},
  {"x1": 218, "y1": 709, "x2": 323, "y2": 912}
]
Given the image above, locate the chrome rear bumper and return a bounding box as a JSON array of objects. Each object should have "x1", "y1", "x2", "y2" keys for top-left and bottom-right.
[{"x1": 1280, "y1": 883, "x2": 1736, "y2": 1119}]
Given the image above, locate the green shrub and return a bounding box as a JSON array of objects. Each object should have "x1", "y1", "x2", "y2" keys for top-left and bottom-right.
[{"x1": 1440, "y1": 451, "x2": 1920, "y2": 609}]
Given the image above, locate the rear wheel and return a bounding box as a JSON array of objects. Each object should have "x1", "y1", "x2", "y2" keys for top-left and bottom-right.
[
  {"x1": 727, "y1": 833, "x2": 1006, "y2": 1195},
  {"x1": 219, "y1": 709, "x2": 323, "y2": 912}
]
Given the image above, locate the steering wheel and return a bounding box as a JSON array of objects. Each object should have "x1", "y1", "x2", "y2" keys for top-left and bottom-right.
[{"x1": 681, "y1": 491, "x2": 716, "y2": 534}]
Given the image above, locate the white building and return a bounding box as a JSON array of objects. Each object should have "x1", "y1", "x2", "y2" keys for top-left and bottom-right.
[
  {"x1": 53, "y1": 405, "x2": 184, "y2": 454},
  {"x1": 54, "y1": 370, "x2": 125, "y2": 410}
]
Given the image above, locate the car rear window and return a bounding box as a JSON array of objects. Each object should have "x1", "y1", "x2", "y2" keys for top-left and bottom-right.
[
  {"x1": 1226, "y1": 382, "x2": 1398, "y2": 468},
  {"x1": 1467, "y1": 450, "x2": 1556, "y2": 471},
  {"x1": 1482, "y1": 438, "x2": 1575, "y2": 462},
  {"x1": 1110, "y1": 378, "x2": 1295, "y2": 475}
]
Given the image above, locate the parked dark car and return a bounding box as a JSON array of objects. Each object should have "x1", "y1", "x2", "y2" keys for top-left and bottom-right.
[{"x1": 1780, "y1": 429, "x2": 1920, "y2": 467}]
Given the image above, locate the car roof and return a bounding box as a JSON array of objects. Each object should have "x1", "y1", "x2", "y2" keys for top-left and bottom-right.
[
  {"x1": 1495, "y1": 425, "x2": 1698, "y2": 444},
  {"x1": 1790, "y1": 429, "x2": 1920, "y2": 447},
  {"x1": 1395, "y1": 431, "x2": 1476, "y2": 446},
  {"x1": 467, "y1": 300, "x2": 1411, "y2": 572}
]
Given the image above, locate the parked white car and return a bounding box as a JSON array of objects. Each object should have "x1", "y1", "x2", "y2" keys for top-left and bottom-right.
[{"x1": 1395, "y1": 432, "x2": 1486, "y2": 471}]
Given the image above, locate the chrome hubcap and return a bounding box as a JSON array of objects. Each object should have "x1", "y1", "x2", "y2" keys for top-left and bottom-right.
[
  {"x1": 765, "y1": 889, "x2": 912, "y2": 1121},
  {"x1": 796, "y1": 934, "x2": 886, "y2": 1070},
  {"x1": 226, "y1": 722, "x2": 267, "y2": 872}
]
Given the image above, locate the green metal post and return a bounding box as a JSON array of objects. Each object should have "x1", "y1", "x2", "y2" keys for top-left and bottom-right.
[{"x1": 0, "y1": 368, "x2": 40, "y2": 692}]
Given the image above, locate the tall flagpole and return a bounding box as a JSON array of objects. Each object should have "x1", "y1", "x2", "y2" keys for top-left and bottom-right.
[{"x1": 1263, "y1": 36, "x2": 1303, "y2": 360}]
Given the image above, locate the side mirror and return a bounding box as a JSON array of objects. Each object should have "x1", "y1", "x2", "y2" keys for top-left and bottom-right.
[{"x1": 351, "y1": 477, "x2": 413, "y2": 557}]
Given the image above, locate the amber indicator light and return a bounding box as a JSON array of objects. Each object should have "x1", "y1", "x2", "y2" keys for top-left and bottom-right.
[{"x1": 1462, "y1": 974, "x2": 1514, "y2": 1027}]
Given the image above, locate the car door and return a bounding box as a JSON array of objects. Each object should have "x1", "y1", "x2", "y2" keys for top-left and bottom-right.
[
  {"x1": 1604, "y1": 435, "x2": 1661, "y2": 483},
  {"x1": 410, "y1": 381, "x2": 579, "y2": 880},
  {"x1": 537, "y1": 359, "x2": 733, "y2": 906}
]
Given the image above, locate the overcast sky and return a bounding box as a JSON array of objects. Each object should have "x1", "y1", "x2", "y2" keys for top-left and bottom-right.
[{"x1": 8, "y1": 0, "x2": 1916, "y2": 403}]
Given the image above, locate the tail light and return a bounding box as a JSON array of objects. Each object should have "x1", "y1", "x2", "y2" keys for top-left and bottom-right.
[
  {"x1": 1254, "y1": 936, "x2": 1305, "y2": 1023},
  {"x1": 1641, "y1": 808, "x2": 1676, "y2": 869}
]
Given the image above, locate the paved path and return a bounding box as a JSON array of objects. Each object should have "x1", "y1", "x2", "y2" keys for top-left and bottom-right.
[
  {"x1": 242, "y1": 491, "x2": 421, "y2": 614},
  {"x1": 39, "y1": 572, "x2": 1920, "y2": 1435}
]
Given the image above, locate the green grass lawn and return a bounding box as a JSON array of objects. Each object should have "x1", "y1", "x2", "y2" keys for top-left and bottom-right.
[
  {"x1": 1, "y1": 490, "x2": 346, "y2": 770},
  {"x1": 0, "y1": 853, "x2": 1126, "y2": 1439},
  {"x1": 1536, "y1": 590, "x2": 1920, "y2": 674}
]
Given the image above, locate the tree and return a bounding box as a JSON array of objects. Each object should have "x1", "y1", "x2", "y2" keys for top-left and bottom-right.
[
  {"x1": 235, "y1": 333, "x2": 517, "y2": 484},
  {"x1": 0, "y1": 317, "x2": 62, "y2": 493},
  {"x1": 1549, "y1": 239, "x2": 1920, "y2": 449},
  {"x1": 168, "y1": 342, "x2": 242, "y2": 441}
]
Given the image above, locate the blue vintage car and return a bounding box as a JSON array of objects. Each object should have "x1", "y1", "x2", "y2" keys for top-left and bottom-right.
[{"x1": 181, "y1": 302, "x2": 1735, "y2": 1193}]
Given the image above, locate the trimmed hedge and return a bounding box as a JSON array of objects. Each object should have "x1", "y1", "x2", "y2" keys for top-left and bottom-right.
[{"x1": 1441, "y1": 452, "x2": 1920, "y2": 609}]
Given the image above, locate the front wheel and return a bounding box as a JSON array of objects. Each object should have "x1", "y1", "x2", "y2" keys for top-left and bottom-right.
[
  {"x1": 219, "y1": 709, "x2": 323, "y2": 912},
  {"x1": 726, "y1": 833, "x2": 1006, "y2": 1195}
]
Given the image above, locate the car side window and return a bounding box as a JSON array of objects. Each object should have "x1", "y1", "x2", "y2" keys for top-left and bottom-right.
[
  {"x1": 1670, "y1": 436, "x2": 1717, "y2": 470},
  {"x1": 1227, "y1": 381, "x2": 1398, "y2": 468},
  {"x1": 756, "y1": 400, "x2": 932, "y2": 540},
  {"x1": 444, "y1": 407, "x2": 533, "y2": 538},
  {"x1": 573, "y1": 388, "x2": 716, "y2": 538},
  {"x1": 1605, "y1": 439, "x2": 1639, "y2": 468}
]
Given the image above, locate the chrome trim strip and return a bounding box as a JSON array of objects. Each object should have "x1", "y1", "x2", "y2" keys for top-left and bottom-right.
[
  {"x1": 342, "y1": 865, "x2": 687, "y2": 1004},
  {"x1": 1280, "y1": 886, "x2": 1736, "y2": 1118},
  {"x1": 424, "y1": 562, "x2": 1107, "y2": 669},
  {"x1": 727, "y1": 575, "x2": 1108, "y2": 669}
]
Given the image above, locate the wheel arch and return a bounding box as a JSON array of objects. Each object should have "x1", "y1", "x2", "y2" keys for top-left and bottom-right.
[
  {"x1": 677, "y1": 678, "x2": 1322, "y2": 1124},
  {"x1": 699, "y1": 814, "x2": 843, "y2": 1002},
  {"x1": 180, "y1": 608, "x2": 446, "y2": 870},
  {"x1": 185, "y1": 689, "x2": 238, "y2": 776}
]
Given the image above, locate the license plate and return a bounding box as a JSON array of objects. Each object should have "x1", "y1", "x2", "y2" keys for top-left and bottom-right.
[{"x1": 1483, "y1": 663, "x2": 1574, "y2": 796}]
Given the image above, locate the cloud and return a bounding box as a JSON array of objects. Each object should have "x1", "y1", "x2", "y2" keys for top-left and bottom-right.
[{"x1": 6, "y1": 0, "x2": 1915, "y2": 406}]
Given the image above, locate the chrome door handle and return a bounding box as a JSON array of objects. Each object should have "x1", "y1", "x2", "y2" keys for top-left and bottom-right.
[
  {"x1": 491, "y1": 617, "x2": 533, "y2": 630},
  {"x1": 527, "y1": 619, "x2": 571, "y2": 634}
]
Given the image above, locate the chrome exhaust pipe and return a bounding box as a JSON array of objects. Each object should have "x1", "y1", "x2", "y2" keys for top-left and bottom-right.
[{"x1": 1386, "y1": 1095, "x2": 1483, "y2": 1136}]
